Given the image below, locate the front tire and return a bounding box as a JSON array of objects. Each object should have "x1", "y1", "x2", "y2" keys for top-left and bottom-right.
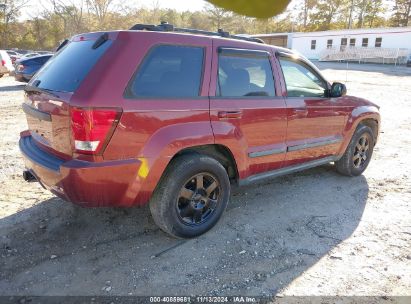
[
  {"x1": 149, "y1": 154, "x2": 230, "y2": 238},
  {"x1": 335, "y1": 124, "x2": 375, "y2": 176}
]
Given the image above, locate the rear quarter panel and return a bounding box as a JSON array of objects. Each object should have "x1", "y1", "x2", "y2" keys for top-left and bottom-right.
[{"x1": 85, "y1": 32, "x2": 215, "y2": 205}]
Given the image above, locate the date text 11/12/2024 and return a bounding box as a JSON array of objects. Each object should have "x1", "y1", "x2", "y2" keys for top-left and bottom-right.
[{"x1": 149, "y1": 296, "x2": 258, "y2": 303}]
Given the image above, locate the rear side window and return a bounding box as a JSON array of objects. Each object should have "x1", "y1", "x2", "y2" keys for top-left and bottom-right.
[
  {"x1": 217, "y1": 50, "x2": 275, "y2": 97},
  {"x1": 31, "y1": 40, "x2": 112, "y2": 92},
  {"x1": 127, "y1": 45, "x2": 204, "y2": 98}
]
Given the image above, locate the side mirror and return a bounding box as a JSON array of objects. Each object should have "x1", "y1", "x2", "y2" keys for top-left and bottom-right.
[{"x1": 330, "y1": 82, "x2": 347, "y2": 98}]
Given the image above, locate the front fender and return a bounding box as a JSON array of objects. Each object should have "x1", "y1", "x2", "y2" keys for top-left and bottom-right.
[{"x1": 338, "y1": 105, "x2": 381, "y2": 155}]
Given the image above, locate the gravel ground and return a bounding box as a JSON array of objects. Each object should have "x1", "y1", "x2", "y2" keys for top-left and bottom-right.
[{"x1": 0, "y1": 63, "x2": 410, "y2": 298}]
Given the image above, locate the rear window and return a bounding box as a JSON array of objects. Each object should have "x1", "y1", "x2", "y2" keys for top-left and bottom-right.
[
  {"x1": 26, "y1": 56, "x2": 51, "y2": 65},
  {"x1": 31, "y1": 39, "x2": 112, "y2": 92},
  {"x1": 126, "y1": 45, "x2": 204, "y2": 98}
]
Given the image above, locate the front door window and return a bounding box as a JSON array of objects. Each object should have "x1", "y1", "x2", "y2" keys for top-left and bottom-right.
[{"x1": 279, "y1": 57, "x2": 327, "y2": 98}]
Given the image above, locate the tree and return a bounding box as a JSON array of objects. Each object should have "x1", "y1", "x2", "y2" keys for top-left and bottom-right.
[
  {"x1": 391, "y1": 0, "x2": 411, "y2": 26},
  {"x1": 45, "y1": 0, "x2": 85, "y2": 37},
  {"x1": 204, "y1": 3, "x2": 232, "y2": 30},
  {"x1": 86, "y1": 0, "x2": 114, "y2": 29},
  {"x1": 0, "y1": 0, "x2": 30, "y2": 48},
  {"x1": 364, "y1": 0, "x2": 386, "y2": 27},
  {"x1": 309, "y1": 0, "x2": 351, "y2": 31},
  {"x1": 354, "y1": 0, "x2": 386, "y2": 28},
  {"x1": 301, "y1": 0, "x2": 316, "y2": 28}
]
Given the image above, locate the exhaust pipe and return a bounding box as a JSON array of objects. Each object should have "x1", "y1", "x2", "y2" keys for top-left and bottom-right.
[{"x1": 23, "y1": 170, "x2": 36, "y2": 182}]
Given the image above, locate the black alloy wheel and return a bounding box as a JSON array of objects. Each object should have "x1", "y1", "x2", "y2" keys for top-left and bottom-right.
[{"x1": 176, "y1": 173, "x2": 220, "y2": 226}]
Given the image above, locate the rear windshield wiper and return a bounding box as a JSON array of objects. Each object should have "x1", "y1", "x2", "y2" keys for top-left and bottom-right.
[{"x1": 24, "y1": 84, "x2": 60, "y2": 99}]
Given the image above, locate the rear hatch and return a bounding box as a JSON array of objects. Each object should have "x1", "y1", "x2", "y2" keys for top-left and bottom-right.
[{"x1": 23, "y1": 33, "x2": 114, "y2": 158}]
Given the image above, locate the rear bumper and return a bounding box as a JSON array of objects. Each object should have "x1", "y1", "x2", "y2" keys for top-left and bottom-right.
[{"x1": 19, "y1": 133, "x2": 144, "y2": 207}]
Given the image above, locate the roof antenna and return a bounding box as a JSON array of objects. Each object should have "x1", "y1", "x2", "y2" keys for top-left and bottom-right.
[
  {"x1": 346, "y1": 61, "x2": 349, "y2": 83},
  {"x1": 217, "y1": 29, "x2": 229, "y2": 37}
]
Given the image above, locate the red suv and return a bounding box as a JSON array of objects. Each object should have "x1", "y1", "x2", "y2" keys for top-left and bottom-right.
[{"x1": 20, "y1": 23, "x2": 380, "y2": 238}]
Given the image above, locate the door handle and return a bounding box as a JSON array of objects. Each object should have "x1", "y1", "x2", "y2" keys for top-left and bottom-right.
[
  {"x1": 294, "y1": 108, "x2": 308, "y2": 116},
  {"x1": 218, "y1": 111, "x2": 243, "y2": 119}
]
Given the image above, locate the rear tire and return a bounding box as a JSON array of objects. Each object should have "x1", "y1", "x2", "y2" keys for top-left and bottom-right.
[
  {"x1": 149, "y1": 154, "x2": 230, "y2": 238},
  {"x1": 335, "y1": 124, "x2": 375, "y2": 176}
]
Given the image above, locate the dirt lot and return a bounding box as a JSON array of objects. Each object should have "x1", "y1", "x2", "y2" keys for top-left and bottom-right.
[{"x1": 0, "y1": 63, "x2": 410, "y2": 298}]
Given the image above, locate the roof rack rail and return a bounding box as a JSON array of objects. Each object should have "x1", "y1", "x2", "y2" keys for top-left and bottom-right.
[{"x1": 129, "y1": 21, "x2": 264, "y2": 44}]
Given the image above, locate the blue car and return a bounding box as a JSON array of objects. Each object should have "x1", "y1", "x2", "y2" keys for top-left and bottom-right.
[{"x1": 14, "y1": 54, "x2": 52, "y2": 82}]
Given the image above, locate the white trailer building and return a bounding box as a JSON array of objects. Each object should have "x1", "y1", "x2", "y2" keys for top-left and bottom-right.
[{"x1": 253, "y1": 27, "x2": 411, "y2": 64}]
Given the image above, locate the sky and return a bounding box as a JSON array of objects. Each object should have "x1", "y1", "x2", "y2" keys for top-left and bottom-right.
[
  {"x1": 21, "y1": 0, "x2": 209, "y2": 20},
  {"x1": 139, "y1": 0, "x2": 207, "y2": 11}
]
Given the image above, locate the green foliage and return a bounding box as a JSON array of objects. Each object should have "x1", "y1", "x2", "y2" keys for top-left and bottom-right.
[
  {"x1": 391, "y1": 0, "x2": 411, "y2": 26},
  {"x1": 308, "y1": 0, "x2": 351, "y2": 31}
]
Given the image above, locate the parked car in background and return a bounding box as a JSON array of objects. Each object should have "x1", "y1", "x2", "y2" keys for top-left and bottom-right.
[
  {"x1": 18, "y1": 53, "x2": 39, "y2": 61},
  {"x1": 36, "y1": 51, "x2": 54, "y2": 55},
  {"x1": 14, "y1": 54, "x2": 52, "y2": 82},
  {"x1": 6, "y1": 50, "x2": 21, "y2": 64},
  {"x1": 15, "y1": 50, "x2": 29, "y2": 55},
  {"x1": 19, "y1": 23, "x2": 381, "y2": 238},
  {"x1": 0, "y1": 50, "x2": 15, "y2": 77}
]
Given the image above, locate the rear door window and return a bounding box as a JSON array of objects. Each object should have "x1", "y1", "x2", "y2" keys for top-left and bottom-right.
[
  {"x1": 126, "y1": 45, "x2": 204, "y2": 98},
  {"x1": 31, "y1": 39, "x2": 112, "y2": 92},
  {"x1": 217, "y1": 49, "x2": 275, "y2": 97}
]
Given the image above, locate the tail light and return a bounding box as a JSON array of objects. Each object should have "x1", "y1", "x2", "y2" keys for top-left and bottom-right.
[
  {"x1": 70, "y1": 107, "x2": 122, "y2": 155},
  {"x1": 17, "y1": 64, "x2": 25, "y2": 72},
  {"x1": 1, "y1": 59, "x2": 5, "y2": 66}
]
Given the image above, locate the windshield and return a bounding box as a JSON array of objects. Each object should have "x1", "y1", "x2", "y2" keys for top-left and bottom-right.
[{"x1": 30, "y1": 39, "x2": 112, "y2": 93}]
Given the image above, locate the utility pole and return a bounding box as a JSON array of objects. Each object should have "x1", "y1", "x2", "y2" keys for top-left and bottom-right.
[{"x1": 348, "y1": 0, "x2": 355, "y2": 29}]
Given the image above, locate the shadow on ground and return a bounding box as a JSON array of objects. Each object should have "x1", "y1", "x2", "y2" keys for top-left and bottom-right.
[{"x1": 0, "y1": 165, "x2": 369, "y2": 296}]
